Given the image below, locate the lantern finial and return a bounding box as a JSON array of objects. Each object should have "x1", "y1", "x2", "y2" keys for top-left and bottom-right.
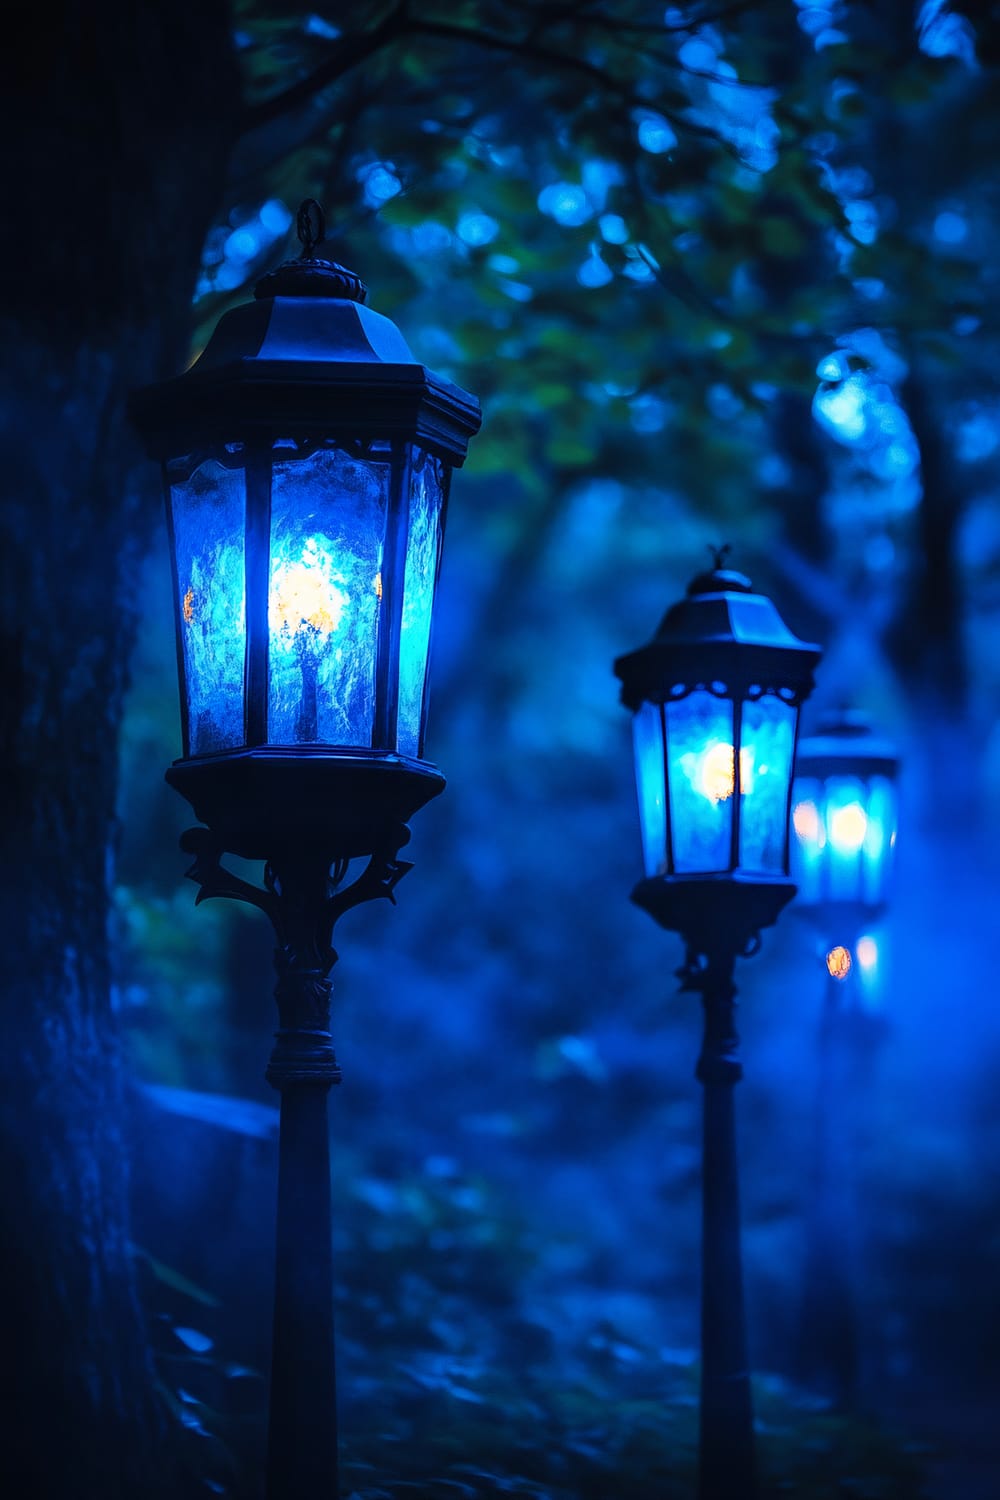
[
  {"x1": 297, "y1": 198, "x2": 326, "y2": 258},
  {"x1": 254, "y1": 198, "x2": 368, "y2": 303},
  {"x1": 709, "y1": 542, "x2": 731, "y2": 571}
]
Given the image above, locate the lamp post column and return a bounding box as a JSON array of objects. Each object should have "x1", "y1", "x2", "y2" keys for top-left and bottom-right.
[
  {"x1": 264, "y1": 856, "x2": 343, "y2": 1500},
  {"x1": 180, "y1": 833, "x2": 415, "y2": 1500},
  {"x1": 690, "y1": 946, "x2": 757, "y2": 1500}
]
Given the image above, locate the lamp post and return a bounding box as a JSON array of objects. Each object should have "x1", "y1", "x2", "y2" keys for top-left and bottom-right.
[
  {"x1": 790, "y1": 709, "x2": 900, "y2": 1407},
  {"x1": 131, "y1": 201, "x2": 481, "y2": 1500},
  {"x1": 614, "y1": 550, "x2": 821, "y2": 1500}
]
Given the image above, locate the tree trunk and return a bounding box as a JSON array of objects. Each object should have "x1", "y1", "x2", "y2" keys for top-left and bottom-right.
[{"x1": 0, "y1": 4, "x2": 239, "y2": 1493}]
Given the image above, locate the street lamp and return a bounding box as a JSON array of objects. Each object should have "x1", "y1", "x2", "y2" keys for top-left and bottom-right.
[
  {"x1": 614, "y1": 549, "x2": 821, "y2": 1500},
  {"x1": 790, "y1": 709, "x2": 900, "y2": 1406},
  {"x1": 792, "y1": 707, "x2": 900, "y2": 961},
  {"x1": 131, "y1": 201, "x2": 481, "y2": 1500}
]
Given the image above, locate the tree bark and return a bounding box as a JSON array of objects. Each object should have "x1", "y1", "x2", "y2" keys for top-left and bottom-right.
[{"x1": 0, "y1": 4, "x2": 239, "y2": 1493}]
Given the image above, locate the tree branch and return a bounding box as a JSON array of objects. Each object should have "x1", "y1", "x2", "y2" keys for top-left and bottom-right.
[{"x1": 239, "y1": 4, "x2": 408, "y2": 135}]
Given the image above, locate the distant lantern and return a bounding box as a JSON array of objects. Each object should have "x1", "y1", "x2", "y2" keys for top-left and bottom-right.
[
  {"x1": 614, "y1": 552, "x2": 821, "y2": 950},
  {"x1": 792, "y1": 708, "x2": 900, "y2": 933},
  {"x1": 131, "y1": 201, "x2": 481, "y2": 859}
]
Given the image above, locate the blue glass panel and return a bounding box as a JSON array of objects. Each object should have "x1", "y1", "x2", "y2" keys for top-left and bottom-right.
[
  {"x1": 823, "y1": 775, "x2": 868, "y2": 902},
  {"x1": 791, "y1": 775, "x2": 826, "y2": 904},
  {"x1": 861, "y1": 775, "x2": 897, "y2": 906},
  {"x1": 632, "y1": 703, "x2": 667, "y2": 877},
  {"x1": 397, "y1": 448, "x2": 445, "y2": 758},
  {"x1": 739, "y1": 695, "x2": 797, "y2": 873},
  {"x1": 666, "y1": 690, "x2": 734, "y2": 873},
  {"x1": 169, "y1": 457, "x2": 246, "y2": 755},
  {"x1": 268, "y1": 445, "x2": 388, "y2": 746}
]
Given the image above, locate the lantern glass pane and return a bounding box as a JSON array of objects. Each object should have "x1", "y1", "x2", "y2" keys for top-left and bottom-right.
[
  {"x1": 397, "y1": 448, "x2": 445, "y2": 758},
  {"x1": 791, "y1": 775, "x2": 826, "y2": 904},
  {"x1": 666, "y1": 690, "x2": 734, "y2": 873},
  {"x1": 632, "y1": 702, "x2": 667, "y2": 877},
  {"x1": 823, "y1": 775, "x2": 868, "y2": 902},
  {"x1": 267, "y1": 444, "x2": 388, "y2": 746},
  {"x1": 169, "y1": 455, "x2": 247, "y2": 755},
  {"x1": 739, "y1": 694, "x2": 797, "y2": 873},
  {"x1": 861, "y1": 774, "x2": 897, "y2": 905}
]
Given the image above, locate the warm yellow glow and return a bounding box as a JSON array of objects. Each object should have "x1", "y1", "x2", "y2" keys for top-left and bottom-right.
[
  {"x1": 374, "y1": 571, "x2": 383, "y2": 602},
  {"x1": 856, "y1": 935, "x2": 878, "y2": 970},
  {"x1": 793, "y1": 799, "x2": 822, "y2": 845},
  {"x1": 182, "y1": 586, "x2": 195, "y2": 625},
  {"x1": 826, "y1": 945, "x2": 852, "y2": 980},
  {"x1": 829, "y1": 801, "x2": 868, "y2": 852},
  {"x1": 271, "y1": 539, "x2": 347, "y2": 639},
  {"x1": 696, "y1": 743, "x2": 755, "y2": 803}
]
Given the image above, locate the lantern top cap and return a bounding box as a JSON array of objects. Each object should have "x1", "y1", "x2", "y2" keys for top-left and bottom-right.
[
  {"x1": 684, "y1": 546, "x2": 753, "y2": 597},
  {"x1": 797, "y1": 705, "x2": 900, "y2": 775},
  {"x1": 686, "y1": 566, "x2": 754, "y2": 597},
  {"x1": 613, "y1": 547, "x2": 821, "y2": 710},
  {"x1": 254, "y1": 198, "x2": 368, "y2": 304}
]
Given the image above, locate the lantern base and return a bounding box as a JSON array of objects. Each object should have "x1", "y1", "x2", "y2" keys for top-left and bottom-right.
[
  {"x1": 165, "y1": 746, "x2": 445, "y2": 861},
  {"x1": 791, "y1": 900, "x2": 887, "y2": 948},
  {"x1": 632, "y1": 873, "x2": 797, "y2": 958}
]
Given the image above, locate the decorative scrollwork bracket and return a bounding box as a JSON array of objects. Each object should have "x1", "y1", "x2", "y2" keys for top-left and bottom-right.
[{"x1": 179, "y1": 826, "x2": 413, "y2": 1090}]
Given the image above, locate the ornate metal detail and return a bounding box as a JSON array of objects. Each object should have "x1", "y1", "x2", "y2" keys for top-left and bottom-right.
[
  {"x1": 254, "y1": 198, "x2": 367, "y2": 303},
  {"x1": 677, "y1": 946, "x2": 746, "y2": 1085},
  {"x1": 297, "y1": 198, "x2": 325, "y2": 257},
  {"x1": 657, "y1": 679, "x2": 810, "y2": 707},
  {"x1": 709, "y1": 542, "x2": 732, "y2": 570},
  {"x1": 179, "y1": 826, "x2": 412, "y2": 1089}
]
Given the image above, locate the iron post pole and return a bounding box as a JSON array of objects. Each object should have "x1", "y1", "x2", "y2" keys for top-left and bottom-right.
[
  {"x1": 178, "y1": 831, "x2": 413, "y2": 1500},
  {"x1": 694, "y1": 947, "x2": 757, "y2": 1500},
  {"x1": 264, "y1": 870, "x2": 342, "y2": 1500}
]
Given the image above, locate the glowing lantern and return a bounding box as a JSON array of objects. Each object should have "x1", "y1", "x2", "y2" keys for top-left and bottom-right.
[
  {"x1": 792, "y1": 708, "x2": 900, "y2": 932},
  {"x1": 131, "y1": 200, "x2": 481, "y2": 859},
  {"x1": 615, "y1": 554, "x2": 821, "y2": 948}
]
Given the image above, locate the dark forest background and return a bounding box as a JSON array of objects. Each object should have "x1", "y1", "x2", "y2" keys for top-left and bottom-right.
[{"x1": 2, "y1": 1, "x2": 999, "y2": 1496}]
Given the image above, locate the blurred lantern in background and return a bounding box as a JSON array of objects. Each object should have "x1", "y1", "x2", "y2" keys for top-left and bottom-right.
[
  {"x1": 132, "y1": 200, "x2": 480, "y2": 1500},
  {"x1": 790, "y1": 709, "x2": 901, "y2": 1411},
  {"x1": 615, "y1": 548, "x2": 821, "y2": 1500},
  {"x1": 792, "y1": 708, "x2": 900, "y2": 986}
]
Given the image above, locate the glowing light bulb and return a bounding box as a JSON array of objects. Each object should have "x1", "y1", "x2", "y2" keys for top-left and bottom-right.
[
  {"x1": 829, "y1": 801, "x2": 868, "y2": 852},
  {"x1": 271, "y1": 537, "x2": 347, "y2": 640},
  {"x1": 700, "y1": 741, "x2": 736, "y2": 802},
  {"x1": 856, "y1": 935, "x2": 878, "y2": 970},
  {"x1": 182, "y1": 586, "x2": 196, "y2": 625},
  {"x1": 793, "y1": 799, "x2": 823, "y2": 845},
  {"x1": 826, "y1": 945, "x2": 852, "y2": 980},
  {"x1": 686, "y1": 742, "x2": 756, "y2": 803}
]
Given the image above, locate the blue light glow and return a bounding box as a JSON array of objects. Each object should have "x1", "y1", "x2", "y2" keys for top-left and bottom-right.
[
  {"x1": 636, "y1": 114, "x2": 678, "y2": 154},
  {"x1": 170, "y1": 457, "x2": 247, "y2": 755},
  {"x1": 537, "y1": 182, "x2": 592, "y2": 227},
  {"x1": 792, "y1": 772, "x2": 897, "y2": 908},
  {"x1": 362, "y1": 163, "x2": 403, "y2": 208},
  {"x1": 632, "y1": 703, "x2": 666, "y2": 877},
  {"x1": 666, "y1": 691, "x2": 735, "y2": 873},
  {"x1": 578, "y1": 253, "x2": 614, "y2": 289},
  {"x1": 457, "y1": 212, "x2": 500, "y2": 247},
  {"x1": 267, "y1": 446, "x2": 388, "y2": 746},
  {"x1": 599, "y1": 214, "x2": 629, "y2": 245},
  {"x1": 397, "y1": 449, "x2": 444, "y2": 758},
  {"x1": 934, "y1": 210, "x2": 968, "y2": 244},
  {"x1": 740, "y1": 696, "x2": 796, "y2": 872}
]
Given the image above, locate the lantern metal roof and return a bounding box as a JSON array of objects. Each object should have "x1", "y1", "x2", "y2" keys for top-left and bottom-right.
[
  {"x1": 795, "y1": 707, "x2": 899, "y2": 781},
  {"x1": 614, "y1": 564, "x2": 821, "y2": 710},
  {"x1": 131, "y1": 216, "x2": 481, "y2": 465}
]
